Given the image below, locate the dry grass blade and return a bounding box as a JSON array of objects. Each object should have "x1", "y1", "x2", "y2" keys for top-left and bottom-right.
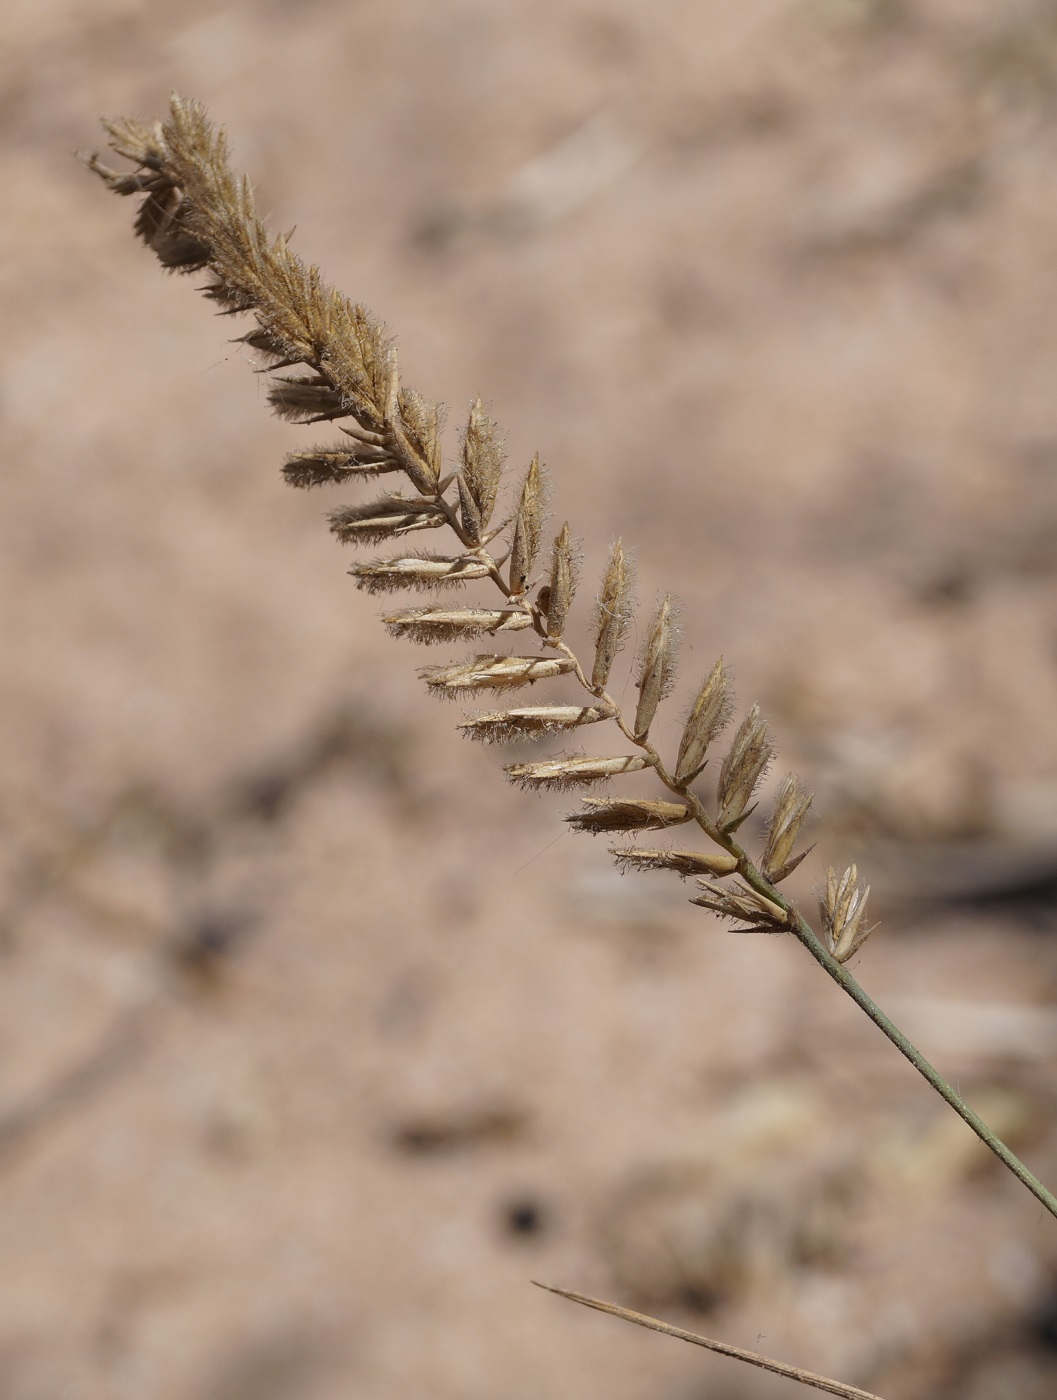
[{"x1": 533, "y1": 1284, "x2": 886, "y2": 1400}]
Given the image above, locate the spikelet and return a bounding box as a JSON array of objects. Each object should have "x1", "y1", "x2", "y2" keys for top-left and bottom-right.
[
  {"x1": 420, "y1": 654, "x2": 574, "y2": 696},
  {"x1": 384, "y1": 356, "x2": 439, "y2": 496},
  {"x1": 504, "y1": 754, "x2": 652, "y2": 790},
  {"x1": 509, "y1": 454, "x2": 546, "y2": 596},
  {"x1": 565, "y1": 797, "x2": 690, "y2": 834},
  {"x1": 282, "y1": 447, "x2": 399, "y2": 489},
  {"x1": 717, "y1": 705, "x2": 776, "y2": 831},
  {"x1": 591, "y1": 540, "x2": 635, "y2": 690},
  {"x1": 675, "y1": 659, "x2": 733, "y2": 784},
  {"x1": 328, "y1": 496, "x2": 447, "y2": 544},
  {"x1": 611, "y1": 848, "x2": 738, "y2": 878},
  {"x1": 634, "y1": 594, "x2": 678, "y2": 740},
  {"x1": 457, "y1": 705, "x2": 611, "y2": 743},
  {"x1": 350, "y1": 554, "x2": 493, "y2": 593},
  {"x1": 544, "y1": 523, "x2": 578, "y2": 641},
  {"x1": 382, "y1": 607, "x2": 532, "y2": 644},
  {"x1": 461, "y1": 397, "x2": 504, "y2": 532},
  {"x1": 268, "y1": 374, "x2": 347, "y2": 423},
  {"x1": 820, "y1": 866, "x2": 874, "y2": 964},
  {"x1": 692, "y1": 879, "x2": 788, "y2": 932},
  {"x1": 761, "y1": 775, "x2": 814, "y2": 883}
]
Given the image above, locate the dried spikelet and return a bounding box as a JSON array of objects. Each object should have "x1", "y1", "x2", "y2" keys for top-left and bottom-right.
[
  {"x1": 350, "y1": 554, "x2": 493, "y2": 593},
  {"x1": 717, "y1": 705, "x2": 776, "y2": 831},
  {"x1": 282, "y1": 447, "x2": 399, "y2": 489},
  {"x1": 591, "y1": 540, "x2": 636, "y2": 690},
  {"x1": 268, "y1": 374, "x2": 347, "y2": 423},
  {"x1": 382, "y1": 359, "x2": 438, "y2": 497},
  {"x1": 457, "y1": 705, "x2": 611, "y2": 743},
  {"x1": 675, "y1": 658, "x2": 733, "y2": 785},
  {"x1": 565, "y1": 797, "x2": 690, "y2": 834},
  {"x1": 505, "y1": 753, "x2": 652, "y2": 790},
  {"x1": 328, "y1": 496, "x2": 446, "y2": 544},
  {"x1": 821, "y1": 866, "x2": 874, "y2": 964},
  {"x1": 382, "y1": 607, "x2": 532, "y2": 644},
  {"x1": 456, "y1": 475, "x2": 483, "y2": 545},
  {"x1": 692, "y1": 879, "x2": 788, "y2": 932},
  {"x1": 611, "y1": 848, "x2": 739, "y2": 878},
  {"x1": 397, "y1": 387, "x2": 444, "y2": 480},
  {"x1": 634, "y1": 594, "x2": 678, "y2": 740},
  {"x1": 420, "y1": 654, "x2": 574, "y2": 696},
  {"x1": 461, "y1": 397, "x2": 504, "y2": 530},
  {"x1": 509, "y1": 454, "x2": 546, "y2": 596},
  {"x1": 761, "y1": 775, "x2": 814, "y2": 883},
  {"x1": 545, "y1": 523, "x2": 578, "y2": 640}
]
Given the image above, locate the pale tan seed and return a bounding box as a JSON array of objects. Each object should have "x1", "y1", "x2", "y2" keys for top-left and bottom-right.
[{"x1": 509, "y1": 453, "x2": 546, "y2": 595}]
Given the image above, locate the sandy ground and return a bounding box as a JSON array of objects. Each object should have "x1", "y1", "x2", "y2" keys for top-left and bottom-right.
[{"x1": 6, "y1": 1, "x2": 1057, "y2": 1396}]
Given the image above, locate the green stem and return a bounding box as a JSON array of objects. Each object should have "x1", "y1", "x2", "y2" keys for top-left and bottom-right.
[{"x1": 788, "y1": 911, "x2": 1057, "y2": 1220}]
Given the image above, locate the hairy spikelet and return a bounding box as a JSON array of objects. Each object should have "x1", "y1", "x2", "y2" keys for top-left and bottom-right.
[
  {"x1": 505, "y1": 753, "x2": 652, "y2": 790},
  {"x1": 611, "y1": 848, "x2": 738, "y2": 878},
  {"x1": 675, "y1": 659, "x2": 733, "y2": 784},
  {"x1": 509, "y1": 454, "x2": 546, "y2": 596},
  {"x1": 282, "y1": 447, "x2": 400, "y2": 489},
  {"x1": 634, "y1": 594, "x2": 678, "y2": 740},
  {"x1": 591, "y1": 540, "x2": 635, "y2": 690},
  {"x1": 692, "y1": 879, "x2": 788, "y2": 932},
  {"x1": 461, "y1": 397, "x2": 504, "y2": 531},
  {"x1": 545, "y1": 523, "x2": 578, "y2": 641},
  {"x1": 268, "y1": 374, "x2": 347, "y2": 423},
  {"x1": 382, "y1": 607, "x2": 532, "y2": 644},
  {"x1": 458, "y1": 705, "x2": 611, "y2": 743},
  {"x1": 420, "y1": 654, "x2": 574, "y2": 696},
  {"x1": 565, "y1": 797, "x2": 690, "y2": 834},
  {"x1": 328, "y1": 496, "x2": 446, "y2": 544},
  {"x1": 761, "y1": 775, "x2": 814, "y2": 883},
  {"x1": 717, "y1": 705, "x2": 775, "y2": 831},
  {"x1": 350, "y1": 554, "x2": 492, "y2": 593},
  {"x1": 821, "y1": 866, "x2": 874, "y2": 964}
]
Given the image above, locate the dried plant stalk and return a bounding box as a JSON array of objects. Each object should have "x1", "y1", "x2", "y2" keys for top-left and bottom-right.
[{"x1": 85, "y1": 93, "x2": 1057, "y2": 1287}]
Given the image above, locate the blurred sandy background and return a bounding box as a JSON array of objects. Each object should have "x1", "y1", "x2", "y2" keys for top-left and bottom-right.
[{"x1": 7, "y1": 0, "x2": 1057, "y2": 1396}]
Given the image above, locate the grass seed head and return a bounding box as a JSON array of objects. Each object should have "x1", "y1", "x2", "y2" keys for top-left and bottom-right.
[
  {"x1": 761, "y1": 774, "x2": 814, "y2": 883},
  {"x1": 634, "y1": 593, "x2": 678, "y2": 740}
]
